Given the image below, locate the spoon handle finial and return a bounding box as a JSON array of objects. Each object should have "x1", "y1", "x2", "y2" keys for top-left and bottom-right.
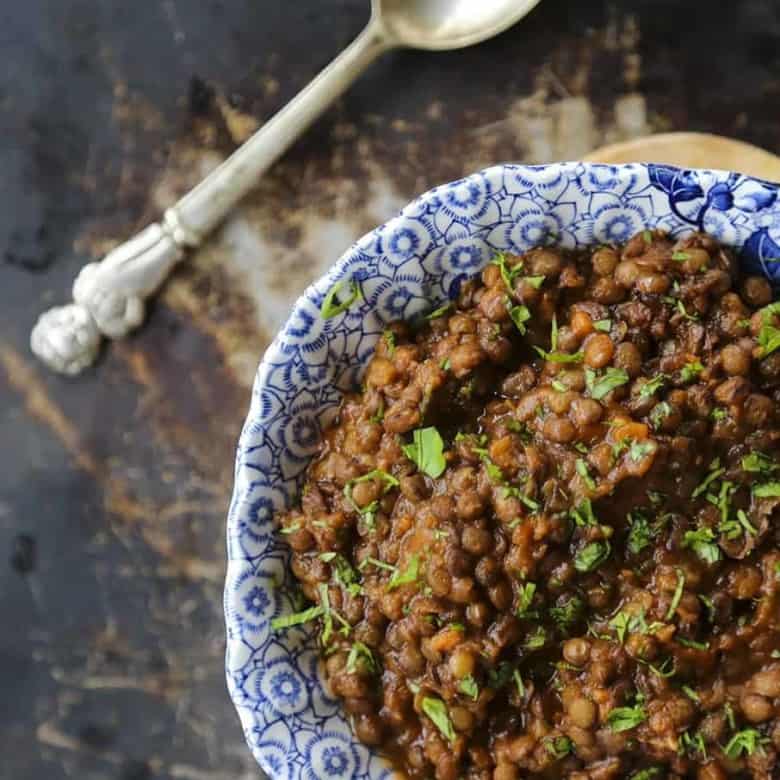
[{"x1": 31, "y1": 16, "x2": 390, "y2": 374}]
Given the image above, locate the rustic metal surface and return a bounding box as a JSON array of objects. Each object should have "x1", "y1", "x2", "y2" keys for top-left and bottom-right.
[{"x1": 1, "y1": 1, "x2": 779, "y2": 778}]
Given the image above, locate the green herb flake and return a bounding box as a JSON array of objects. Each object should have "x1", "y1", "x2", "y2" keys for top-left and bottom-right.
[
  {"x1": 585, "y1": 366, "x2": 629, "y2": 400},
  {"x1": 575, "y1": 540, "x2": 611, "y2": 573},
  {"x1": 439, "y1": 357, "x2": 451, "y2": 371},
  {"x1": 524, "y1": 626, "x2": 547, "y2": 650},
  {"x1": 516, "y1": 582, "x2": 537, "y2": 618},
  {"x1": 319, "y1": 552, "x2": 337, "y2": 563},
  {"x1": 280, "y1": 523, "x2": 301, "y2": 535},
  {"x1": 679, "y1": 731, "x2": 707, "y2": 759},
  {"x1": 321, "y1": 278, "x2": 360, "y2": 319},
  {"x1": 671, "y1": 251, "x2": 690, "y2": 261},
  {"x1": 666, "y1": 569, "x2": 685, "y2": 621},
  {"x1": 681, "y1": 684, "x2": 700, "y2": 702},
  {"x1": 680, "y1": 359, "x2": 704, "y2": 383},
  {"x1": 513, "y1": 670, "x2": 525, "y2": 697},
  {"x1": 593, "y1": 319, "x2": 612, "y2": 332},
  {"x1": 346, "y1": 641, "x2": 377, "y2": 675},
  {"x1": 753, "y1": 481, "x2": 780, "y2": 498},
  {"x1": 402, "y1": 427, "x2": 446, "y2": 479},
  {"x1": 421, "y1": 696, "x2": 456, "y2": 743},
  {"x1": 575, "y1": 458, "x2": 597, "y2": 490},
  {"x1": 629, "y1": 440, "x2": 656, "y2": 462},
  {"x1": 710, "y1": 407, "x2": 727, "y2": 421},
  {"x1": 627, "y1": 511, "x2": 655, "y2": 555},
  {"x1": 692, "y1": 459, "x2": 725, "y2": 499},
  {"x1": 544, "y1": 736, "x2": 573, "y2": 760},
  {"x1": 383, "y1": 330, "x2": 396, "y2": 357},
  {"x1": 271, "y1": 604, "x2": 324, "y2": 632},
  {"x1": 523, "y1": 274, "x2": 546, "y2": 289},
  {"x1": 533, "y1": 345, "x2": 584, "y2": 364},
  {"x1": 359, "y1": 556, "x2": 396, "y2": 573},
  {"x1": 757, "y1": 302, "x2": 780, "y2": 358},
  {"x1": 487, "y1": 661, "x2": 514, "y2": 689},
  {"x1": 508, "y1": 303, "x2": 532, "y2": 334},
  {"x1": 550, "y1": 596, "x2": 584, "y2": 632},
  {"x1": 387, "y1": 554, "x2": 421, "y2": 590},
  {"x1": 458, "y1": 675, "x2": 479, "y2": 701},
  {"x1": 426, "y1": 301, "x2": 453, "y2": 320},
  {"x1": 677, "y1": 637, "x2": 709, "y2": 651},
  {"x1": 682, "y1": 527, "x2": 722, "y2": 565},
  {"x1": 639, "y1": 373, "x2": 667, "y2": 400},
  {"x1": 629, "y1": 769, "x2": 661, "y2": 780},
  {"x1": 742, "y1": 452, "x2": 779, "y2": 474},
  {"x1": 607, "y1": 704, "x2": 647, "y2": 732},
  {"x1": 551, "y1": 379, "x2": 568, "y2": 392},
  {"x1": 570, "y1": 498, "x2": 598, "y2": 527},
  {"x1": 642, "y1": 229, "x2": 652, "y2": 244},
  {"x1": 723, "y1": 728, "x2": 769, "y2": 760},
  {"x1": 492, "y1": 252, "x2": 523, "y2": 292}
]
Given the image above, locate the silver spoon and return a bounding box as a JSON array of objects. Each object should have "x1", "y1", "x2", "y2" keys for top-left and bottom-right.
[{"x1": 31, "y1": 0, "x2": 541, "y2": 375}]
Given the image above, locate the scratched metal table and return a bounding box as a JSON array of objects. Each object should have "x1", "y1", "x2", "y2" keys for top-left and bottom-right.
[{"x1": 2, "y1": 1, "x2": 779, "y2": 778}]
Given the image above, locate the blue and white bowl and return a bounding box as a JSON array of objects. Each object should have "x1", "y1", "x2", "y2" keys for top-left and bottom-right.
[{"x1": 224, "y1": 162, "x2": 780, "y2": 779}]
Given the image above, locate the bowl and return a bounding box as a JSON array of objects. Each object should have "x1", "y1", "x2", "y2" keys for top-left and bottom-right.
[{"x1": 224, "y1": 161, "x2": 780, "y2": 779}]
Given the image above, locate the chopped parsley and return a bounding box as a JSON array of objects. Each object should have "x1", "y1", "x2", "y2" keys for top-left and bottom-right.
[
  {"x1": 692, "y1": 458, "x2": 725, "y2": 498},
  {"x1": 487, "y1": 662, "x2": 514, "y2": 689},
  {"x1": 585, "y1": 366, "x2": 630, "y2": 400},
  {"x1": 516, "y1": 582, "x2": 538, "y2": 618},
  {"x1": 757, "y1": 301, "x2": 780, "y2": 358},
  {"x1": 421, "y1": 696, "x2": 455, "y2": 743},
  {"x1": 722, "y1": 728, "x2": 769, "y2": 759},
  {"x1": 383, "y1": 330, "x2": 396, "y2": 357},
  {"x1": 680, "y1": 359, "x2": 704, "y2": 383},
  {"x1": 666, "y1": 569, "x2": 685, "y2": 621},
  {"x1": 544, "y1": 736, "x2": 573, "y2": 760},
  {"x1": 492, "y1": 252, "x2": 524, "y2": 292},
  {"x1": 742, "y1": 451, "x2": 779, "y2": 474},
  {"x1": 524, "y1": 626, "x2": 547, "y2": 650},
  {"x1": 271, "y1": 604, "x2": 324, "y2": 631},
  {"x1": 593, "y1": 318, "x2": 612, "y2": 332},
  {"x1": 575, "y1": 540, "x2": 611, "y2": 573},
  {"x1": 754, "y1": 481, "x2": 780, "y2": 498},
  {"x1": 513, "y1": 670, "x2": 525, "y2": 697},
  {"x1": 629, "y1": 769, "x2": 661, "y2": 780},
  {"x1": 575, "y1": 458, "x2": 597, "y2": 490},
  {"x1": 671, "y1": 251, "x2": 690, "y2": 261},
  {"x1": 346, "y1": 641, "x2": 377, "y2": 674},
  {"x1": 607, "y1": 704, "x2": 647, "y2": 732},
  {"x1": 280, "y1": 523, "x2": 301, "y2": 535},
  {"x1": 649, "y1": 401, "x2": 673, "y2": 430},
  {"x1": 643, "y1": 229, "x2": 652, "y2": 244},
  {"x1": 710, "y1": 407, "x2": 727, "y2": 421},
  {"x1": 627, "y1": 511, "x2": 655, "y2": 555},
  {"x1": 344, "y1": 469, "x2": 399, "y2": 528},
  {"x1": 534, "y1": 315, "x2": 583, "y2": 363},
  {"x1": 629, "y1": 440, "x2": 656, "y2": 462},
  {"x1": 639, "y1": 373, "x2": 667, "y2": 400},
  {"x1": 402, "y1": 427, "x2": 446, "y2": 478},
  {"x1": 570, "y1": 498, "x2": 598, "y2": 527},
  {"x1": 551, "y1": 379, "x2": 568, "y2": 392},
  {"x1": 508, "y1": 303, "x2": 532, "y2": 334},
  {"x1": 681, "y1": 685, "x2": 700, "y2": 703},
  {"x1": 425, "y1": 301, "x2": 452, "y2": 319},
  {"x1": 321, "y1": 278, "x2": 360, "y2": 318},
  {"x1": 550, "y1": 595, "x2": 584, "y2": 632},
  {"x1": 679, "y1": 730, "x2": 707, "y2": 759},
  {"x1": 387, "y1": 554, "x2": 421, "y2": 590},
  {"x1": 677, "y1": 637, "x2": 709, "y2": 651},
  {"x1": 523, "y1": 274, "x2": 546, "y2": 289},
  {"x1": 682, "y1": 527, "x2": 722, "y2": 564},
  {"x1": 458, "y1": 675, "x2": 479, "y2": 700}
]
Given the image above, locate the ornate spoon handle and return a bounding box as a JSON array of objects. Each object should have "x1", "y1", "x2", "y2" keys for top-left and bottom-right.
[{"x1": 31, "y1": 17, "x2": 391, "y2": 375}]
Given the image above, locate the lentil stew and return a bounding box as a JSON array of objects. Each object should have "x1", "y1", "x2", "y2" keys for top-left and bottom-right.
[{"x1": 273, "y1": 231, "x2": 780, "y2": 779}]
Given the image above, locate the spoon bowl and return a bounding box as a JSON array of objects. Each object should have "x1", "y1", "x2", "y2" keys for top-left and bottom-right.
[{"x1": 376, "y1": 0, "x2": 542, "y2": 50}]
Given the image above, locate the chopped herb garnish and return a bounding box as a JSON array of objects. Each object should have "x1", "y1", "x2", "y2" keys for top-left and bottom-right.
[
  {"x1": 534, "y1": 346, "x2": 584, "y2": 364},
  {"x1": 387, "y1": 554, "x2": 421, "y2": 590},
  {"x1": 550, "y1": 595, "x2": 584, "y2": 632},
  {"x1": 607, "y1": 704, "x2": 647, "y2": 732},
  {"x1": 402, "y1": 427, "x2": 446, "y2": 478},
  {"x1": 575, "y1": 458, "x2": 597, "y2": 490},
  {"x1": 753, "y1": 481, "x2": 780, "y2": 498},
  {"x1": 544, "y1": 736, "x2": 573, "y2": 759},
  {"x1": 666, "y1": 569, "x2": 685, "y2": 621},
  {"x1": 692, "y1": 458, "x2": 725, "y2": 498},
  {"x1": 629, "y1": 769, "x2": 661, "y2": 780},
  {"x1": 439, "y1": 357, "x2": 451, "y2": 371},
  {"x1": 649, "y1": 401, "x2": 672, "y2": 430},
  {"x1": 458, "y1": 675, "x2": 479, "y2": 701},
  {"x1": 594, "y1": 318, "x2": 612, "y2": 332},
  {"x1": 629, "y1": 440, "x2": 656, "y2": 462},
  {"x1": 742, "y1": 452, "x2": 779, "y2": 474},
  {"x1": 492, "y1": 252, "x2": 523, "y2": 292},
  {"x1": 585, "y1": 366, "x2": 629, "y2": 400},
  {"x1": 710, "y1": 407, "x2": 727, "y2": 421},
  {"x1": 508, "y1": 303, "x2": 531, "y2": 334},
  {"x1": 681, "y1": 685, "x2": 700, "y2": 702},
  {"x1": 421, "y1": 696, "x2": 455, "y2": 743},
  {"x1": 642, "y1": 229, "x2": 652, "y2": 244},
  {"x1": 280, "y1": 523, "x2": 301, "y2": 535},
  {"x1": 487, "y1": 661, "x2": 514, "y2": 689},
  {"x1": 551, "y1": 379, "x2": 568, "y2": 392},
  {"x1": 523, "y1": 274, "x2": 546, "y2": 289},
  {"x1": 724, "y1": 702, "x2": 736, "y2": 730},
  {"x1": 524, "y1": 626, "x2": 547, "y2": 650},
  {"x1": 682, "y1": 527, "x2": 722, "y2": 564},
  {"x1": 575, "y1": 540, "x2": 611, "y2": 572},
  {"x1": 516, "y1": 582, "x2": 537, "y2": 618},
  {"x1": 513, "y1": 670, "x2": 525, "y2": 697},
  {"x1": 346, "y1": 641, "x2": 377, "y2": 674},
  {"x1": 680, "y1": 359, "x2": 704, "y2": 383},
  {"x1": 360, "y1": 556, "x2": 396, "y2": 573},
  {"x1": 722, "y1": 728, "x2": 769, "y2": 759},
  {"x1": 757, "y1": 302, "x2": 780, "y2": 358},
  {"x1": 571, "y1": 498, "x2": 598, "y2": 527},
  {"x1": 627, "y1": 511, "x2": 655, "y2": 555},
  {"x1": 319, "y1": 552, "x2": 337, "y2": 563},
  {"x1": 383, "y1": 330, "x2": 396, "y2": 357},
  {"x1": 679, "y1": 731, "x2": 707, "y2": 759},
  {"x1": 639, "y1": 373, "x2": 667, "y2": 400},
  {"x1": 671, "y1": 251, "x2": 690, "y2": 261},
  {"x1": 677, "y1": 637, "x2": 709, "y2": 651},
  {"x1": 321, "y1": 278, "x2": 360, "y2": 318},
  {"x1": 648, "y1": 656, "x2": 676, "y2": 678},
  {"x1": 271, "y1": 604, "x2": 324, "y2": 631},
  {"x1": 426, "y1": 302, "x2": 452, "y2": 319}
]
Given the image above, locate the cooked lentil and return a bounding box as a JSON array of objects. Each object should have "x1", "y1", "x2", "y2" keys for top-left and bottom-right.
[{"x1": 274, "y1": 230, "x2": 780, "y2": 779}]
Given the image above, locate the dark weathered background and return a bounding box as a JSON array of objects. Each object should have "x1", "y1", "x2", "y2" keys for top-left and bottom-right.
[{"x1": 2, "y1": 1, "x2": 780, "y2": 778}]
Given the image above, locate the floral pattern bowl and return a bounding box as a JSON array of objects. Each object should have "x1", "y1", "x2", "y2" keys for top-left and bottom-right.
[{"x1": 224, "y1": 162, "x2": 780, "y2": 779}]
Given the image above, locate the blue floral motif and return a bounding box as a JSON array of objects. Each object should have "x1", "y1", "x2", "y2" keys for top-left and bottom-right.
[{"x1": 225, "y1": 162, "x2": 780, "y2": 780}]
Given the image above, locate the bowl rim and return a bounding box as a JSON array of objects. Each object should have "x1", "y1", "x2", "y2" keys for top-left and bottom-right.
[{"x1": 224, "y1": 160, "x2": 780, "y2": 779}]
